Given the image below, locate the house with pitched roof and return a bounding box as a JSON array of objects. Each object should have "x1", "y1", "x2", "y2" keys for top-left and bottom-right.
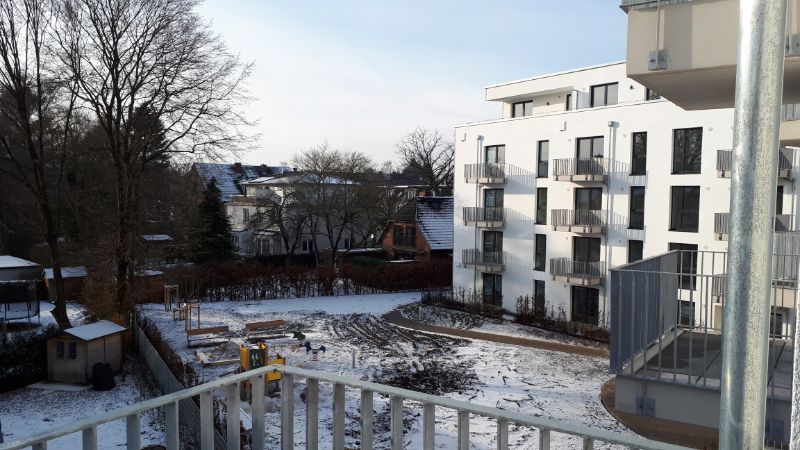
[{"x1": 380, "y1": 197, "x2": 453, "y2": 261}]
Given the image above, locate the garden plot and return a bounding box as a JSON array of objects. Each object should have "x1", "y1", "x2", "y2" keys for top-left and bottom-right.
[{"x1": 139, "y1": 293, "x2": 632, "y2": 449}]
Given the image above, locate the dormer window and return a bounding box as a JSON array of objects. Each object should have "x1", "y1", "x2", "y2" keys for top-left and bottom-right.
[
  {"x1": 511, "y1": 100, "x2": 533, "y2": 118},
  {"x1": 590, "y1": 83, "x2": 618, "y2": 107}
]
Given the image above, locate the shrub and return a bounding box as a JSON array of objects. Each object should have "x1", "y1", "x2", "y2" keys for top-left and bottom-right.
[
  {"x1": 516, "y1": 295, "x2": 610, "y2": 343},
  {"x1": 0, "y1": 324, "x2": 60, "y2": 393},
  {"x1": 348, "y1": 256, "x2": 385, "y2": 267}
]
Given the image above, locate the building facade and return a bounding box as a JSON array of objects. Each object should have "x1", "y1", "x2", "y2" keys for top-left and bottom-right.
[{"x1": 453, "y1": 61, "x2": 799, "y2": 327}]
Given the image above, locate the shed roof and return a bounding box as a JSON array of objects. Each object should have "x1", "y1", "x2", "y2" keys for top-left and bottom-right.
[
  {"x1": 44, "y1": 266, "x2": 88, "y2": 279},
  {"x1": 0, "y1": 255, "x2": 39, "y2": 269},
  {"x1": 64, "y1": 320, "x2": 126, "y2": 341},
  {"x1": 142, "y1": 234, "x2": 173, "y2": 242},
  {"x1": 416, "y1": 197, "x2": 453, "y2": 251}
]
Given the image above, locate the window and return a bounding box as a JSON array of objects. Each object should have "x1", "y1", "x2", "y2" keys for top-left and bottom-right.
[
  {"x1": 537, "y1": 141, "x2": 549, "y2": 178},
  {"x1": 484, "y1": 145, "x2": 505, "y2": 164},
  {"x1": 770, "y1": 310, "x2": 784, "y2": 337},
  {"x1": 670, "y1": 186, "x2": 700, "y2": 232},
  {"x1": 342, "y1": 238, "x2": 352, "y2": 249},
  {"x1": 628, "y1": 240, "x2": 644, "y2": 263},
  {"x1": 776, "y1": 185, "x2": 784, "y2": 215},
  {"x1": 302, "y1": 239, "x2": 314, "y2": 252},
  {"x1": 574, "y1": 188, "x2": 602, "y2": 211},
  {"x1": 669, "y1": 243, "x2": 698, "y2": 290},
  {"x1": 536, "y1": 188, "x2": 548, "y2": 224},
  {"x1": 56, "y1": 341, "x2": 65, "y2": 359},
  {"x1": 242, "y1": 208, "x2": 250, "y2": 223},
  {"x1": 68, "y1": 342, "x2": 77, "y2": 359},
  {"x1": 645, "y1": 88, "x2": 661, "y2": 101},
  {"x1": 232, "y1": 234, "x2": 240, "y2": 244},
  {"x1": 678, "y1": 300, "x2": 695, "y2": 326},
  {"x1": 571, "y1": 287, "x2": 600, "y2": 325},
  {"x1": 482, "y1": 273, "x2": 502, "y2": 306},
  {"x1": 576, "y1": 136, "x2": 604, "y2": 159},
  {"x1": 482, "y1": 230, "x2": 503, "y2": 255},
  {"x1": 565, "y1": 93, "x2": 573, "y2": 111},
  {"x1": 574, "y1": 237, "x2": 601, "y2": 262},
  {"x1": 534, "y1": 234, "x2": 546, "y2": 271},
  {"x1": 534, "y1": 280, "x2": 546, "y2": 314},
  {"x1": 512, "y1": 100, "x2": 533, "y2": 118},
  {"x1": 631, "y1": 132, "x2": 647, "y2": 175},
  {"x1": 672, "y1": 128, "x2": 703, "y2": 174},
  {"x1": 483, "y1": 189, "x2": 504, "y2": 221},
  {"x1": 629, "y1": 187, "x2": 645, "y2": 229},
  {"x1": 590, "y1": 83, "x2": 618, "y2": 107},
  {"x1": 393, "y1": 226, "x2": 416, "y2": 247}
]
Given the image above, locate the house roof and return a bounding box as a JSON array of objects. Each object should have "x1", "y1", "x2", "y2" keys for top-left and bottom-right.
[
  {"x1": 193, "y1": 163, "x2": 293, "y2": 202},
  {"x1": 415, "y1": 197, "x2": 453, "y2": 251},
  {"x1": 0, "y1": 255, "x2": 39, "y2": 269},
  {"x1": 142, "y1": 234, "x2": 173, "y2": 242},
  {"x1": 64, "y1": 320, "x2": 126, "y2": 341},
  {"x1": 44, "y1": 266, "x2": 88, "y2": 280}
]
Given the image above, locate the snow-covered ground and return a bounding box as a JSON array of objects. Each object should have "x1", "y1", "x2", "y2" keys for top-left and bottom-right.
[
  {"x1": 138, "y1": 292, "x2": 631, "y2": 449},
  {"x1": 0, "y1": 358, "x2": 165, "y2": 448}
]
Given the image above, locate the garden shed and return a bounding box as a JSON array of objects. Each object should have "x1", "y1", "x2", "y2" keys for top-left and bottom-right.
[
  {"x1": 43, "y1": 266, "x2": 87, "y2": 301},
  {"x1": 47, "y1": 320, "x2": 126, "y2": 384}
]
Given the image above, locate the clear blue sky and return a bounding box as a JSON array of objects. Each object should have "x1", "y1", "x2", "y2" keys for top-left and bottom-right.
[{"x1": 198, "y1": 0, "x2": 628, "y2": 165}]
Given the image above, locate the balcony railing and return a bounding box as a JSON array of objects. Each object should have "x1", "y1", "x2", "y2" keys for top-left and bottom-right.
[
  {"x1": 717, "y1": 148, "x2": 793, "y2": 178},
  {"x1": 0, "y1": 364, "x2": 691, "y2": 450},
  {"x1": 714, "y1": 212, "x2": 793, "y2": 240},
  {"x1": 463, "y1": 207, "x2": 505, "y2": 228},
  {"x1": 464, "y1": 163, "x2": 507, "y2": 184},
  {"x1": 552, "y1": 158, "x2": 609, "y2": 182},
  {"x1": 551, "y1": 209, "x2": 607, "y2": 234},
  {"x1": 782, "y1": 103, "x2": 800, "y2": 122},
  {"x1": 549, "y1": 258, "x2": 606, "y2": 286},
  {"x1": 462, "y1": 249, "x2": 505, "y2": 272}
]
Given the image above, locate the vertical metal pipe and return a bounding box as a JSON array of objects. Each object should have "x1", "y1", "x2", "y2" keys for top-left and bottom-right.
[
  {"x1": 792, "y1": 262, "x2": 800, "y2": 448},
  {"x1": 720, "y1": 0, "x2": 788, "y2": 448}
]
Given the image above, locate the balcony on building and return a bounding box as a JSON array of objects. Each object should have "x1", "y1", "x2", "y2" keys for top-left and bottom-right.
[
  {"x1": 620, "y1": 0, "x2": 800, "y2": 115},
  {"x1": 463, "y1": 163, "x2": 508, "y2": 185},
  {"x1": 549, "y1": 257, "x2": 606, "y2": 286},
  {"x1": 462, "y1": 249, "x2": 505, "y2": 273},
  {"x1": 552, "y1": 158, "x2": 610, "y2": 183},
  {"x1": 716, "y1": 148, "x2": 793, "y2": 179},
  {"x1": 551, "y1": 209, "x2": 607, "y2": 235},
  {"x1": 609, "y1": 236, "x2": 798, "y2": 442},
  {"x1": 713, "y1": 212, "x2": 794, "y2": 241},
  {"x1": 463, "y1": 207, "x2": 505, "y2": 228}
]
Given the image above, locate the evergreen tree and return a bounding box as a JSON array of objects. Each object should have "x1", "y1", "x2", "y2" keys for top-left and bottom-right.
[{"x1": 191, "y1": 178, "x2": 237, "y2": 264}]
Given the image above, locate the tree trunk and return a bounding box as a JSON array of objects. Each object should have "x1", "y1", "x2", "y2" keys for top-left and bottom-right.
[{"x1": 40, "y1": 202, "x2": 70, "y2": 329}]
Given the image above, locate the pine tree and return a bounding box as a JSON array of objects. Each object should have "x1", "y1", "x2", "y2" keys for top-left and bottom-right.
[{"x1": 191, "y1": 178, "x2": 238, "y2": 264}]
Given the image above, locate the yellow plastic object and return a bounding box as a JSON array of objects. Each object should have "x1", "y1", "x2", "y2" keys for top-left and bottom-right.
[{"x1": 266, "y1": 356, "x2": 286, "y2": 381}]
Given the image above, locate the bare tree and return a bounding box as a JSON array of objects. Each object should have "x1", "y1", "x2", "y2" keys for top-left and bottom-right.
[
  {"x1": 54, "y1": 0, "x2": 253, "y2": 306},
  {"x1": 249, "y1": 187, "x2": 308, "y2": 263},
  {"x1": 396, "y1": 127, "x2": 454, "y2": 195},
  {"x1": 0, "y1": 0, "x2": 75, "y2": 328}
]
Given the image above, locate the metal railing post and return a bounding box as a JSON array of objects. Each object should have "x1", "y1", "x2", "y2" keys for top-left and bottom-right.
[
  {"x1": 390, "y1": 395, "x2": 404, "y2": 450},
  {"x1": 250, "y1": 375, "x2": 265, "y2": 450},
  {"x1": 281, "y1": 373, "x2": 294, "y2": 450},
  {"x1": 125, "y1": 414, "x2": 140, "y2": 450},
  {"x1": 226, "y1": 383, "x2": 240, "y2": 450},
  {"x1": 360, "y1": 389, "x2": 374, "y2": 450},
  {"x1": 165, "y1": 401, "x2": 179, "y2": 450},
  {"x1": 720, "y1": 0, "x2": 788, "y2": 448},
  {"x1": 306, "y1": 378, "x2": 319, "y2": 450},
  {"x1": 199, "y1": 391, "x2": 214, "y2": 450},
  {"x1": 422, "y1": 403, "x2": 435, "y2": 450},
  {"x1": 333, "y1": 383, "x2": 345, "y2": 450}
]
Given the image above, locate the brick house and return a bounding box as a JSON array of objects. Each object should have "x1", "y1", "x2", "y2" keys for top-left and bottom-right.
[{"x1": 380, "y1": 197, "x2": 453, "y2": 261}]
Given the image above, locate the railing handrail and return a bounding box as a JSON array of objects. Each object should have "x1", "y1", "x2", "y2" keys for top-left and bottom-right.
[
  {"x1": 551, "y1": 209, "x2": 607, "y2": 227},
  {"x1": 0, "y1": 364, "x2": 690, "y2": 450},
  {"x1": 462, "y1": 248, "x2": 505, "y2": 265},
  {"x1": 549, "y1": 257, "x2": 607, "y2": 277},
  {"x1": 463, "y1": 206, "x2": 505, "y2": 222},
  {"x1": 552, "y1": 157, "x2": 609, "y2": 177},
  {"x1": 718, "y1": 148, "x2": 792, "y2": 172}
]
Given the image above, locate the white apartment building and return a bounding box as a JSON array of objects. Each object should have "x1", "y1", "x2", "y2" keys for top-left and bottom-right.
[{"x1": 453, "y1": 61, "x2": 799, "y2": 327}]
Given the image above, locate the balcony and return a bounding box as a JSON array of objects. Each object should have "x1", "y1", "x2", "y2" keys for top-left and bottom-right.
[
  {"x1": 714, "y1": 213, "x2": 794, "y2": 240},
  {"x1": 464, "y1": 163, "x2": 507, "y2": 184},
  {"x1": 781, "y1": 104, "x2": 800, "y2": 146},
  {"x1": 716, "y1": 148, "x2": 793, "y2": 179},
  {"x1": 552, "y1": 158, "x2": 609, "y2": 183},
  {"x1": 0, "y1": 364, "x2": 690, "y2": 450},
  {"x1": 549, "y1": 258, "x2": 606, "y2": 286},
  {"x1": 551, "y1": 209, "x2": 607, "y2": 235},
  {"x1": 620, "y1": 0, "x2": 800, "y2": 111},
  {"x1": 463, "y1": 207, "x2": 505, "y2": 228},
  {"x1": 462, "y1": 249, "x2": 505, "y2": 273}
]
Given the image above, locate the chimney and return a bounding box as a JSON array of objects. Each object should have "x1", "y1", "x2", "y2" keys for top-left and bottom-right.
[{"x1": 232, "y1": 162, "x2": 243, "y2": 174}]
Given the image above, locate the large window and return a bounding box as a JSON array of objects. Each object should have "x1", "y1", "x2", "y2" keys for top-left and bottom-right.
[
  {"x1": 575, "y1": 188, "x2": 602, "y2": 211},
  {"x1": 534, "y1": 234, "x2": 546, "y2": 271},
  {"x1": 629, "y1": 187, "x2": 645, "y2": 229},
  {"x1": 628, "y1": 240, "x2": 644, "y2": 263},
  {"x1": 393, "y1": 225, "x2": 416, "y2": 247},
  {"x1": 483, "y1": 273, "x2": 502, "y2": 306},
  {"x1": 670, "y1": 186, "x2": 700, "y2": 232},
  {"x1": 536, "y1": 188, "x2": 548, "y2": 224},
  {"x1": 484, "y1": 145, "x2": 505, "y2": 164},
  {"x1": 672, "y1": 128, "x2": 703, "y2": 174},
  {"x1": 537, "y1": 141, "x2": 549, "y2": 178},
  {"x1": 571, "y1": 286, "x2": 600, "y2": 325},
  {"x1": 534, "y1": 280, "x2": 546, "y2": 314},
  {"x1": 669, "y1": 242, "x2": 698, "y2": 290},
  {"x1": 577, "y1": 136, "x2": 604, "y2": 159},
  {"x1": 590, "y1": 83, "x2": 618, "y2": 107},
  {"x1": 512, "y1": 100, "x2": 533, "y2": 118},
  {"x1": 574, "y1": 237, "x2": 601, "y2": 262},
  {"x1": 631, "y1": 132, "x2": 647, "y2": 175},
  {"x1": 482, "y1": 231, "x2": 503, "y2": 255}
]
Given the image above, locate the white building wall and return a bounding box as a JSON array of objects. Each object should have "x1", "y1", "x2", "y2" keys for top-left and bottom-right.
[{"x1": 453, "y1": 62, "x2": 793, "y2": 325}]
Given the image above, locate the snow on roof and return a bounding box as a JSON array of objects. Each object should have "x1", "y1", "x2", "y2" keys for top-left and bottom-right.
[
  {"x1": 0, "y1": 255, "x2": 39, "y2": 269},
  {"x1": 44, "y1": 266, "x2": 88, "y2": 279},
  {"x1": 416, "y1": 197, "x2": 453, "y2": 251},
  {"x1": 193, "y1": 163, "x2": 293, "y2": 203},
  {"x1": 64, "y1": 320, "x2": 126, "y2": 341},
  {"x1": 136, "y1": 269, "x2": 164, "y2": 277},
  {"x1": 142, "y1": 234, "x2": 173, "y2": 242}
]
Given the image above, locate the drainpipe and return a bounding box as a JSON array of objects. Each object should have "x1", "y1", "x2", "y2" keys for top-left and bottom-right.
[
  {"x1": 719, "y1": 1, "x2": 787, "y2": 448},
  {"x1": 473, "y1": 136, "x2": 484, "y2": 301},
  {"x1": 604, "y1": 121, "x2": 617, "y2": 326}
]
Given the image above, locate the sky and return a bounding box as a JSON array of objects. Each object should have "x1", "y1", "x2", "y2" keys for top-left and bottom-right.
[{"x1": 197, "y1": 1, "x2": 628, "y2": 166}]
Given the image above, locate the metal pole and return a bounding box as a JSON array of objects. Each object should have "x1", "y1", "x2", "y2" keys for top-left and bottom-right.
[
  {"x1": 720, "y1": 1, "x2": 787, "y2": 448},
  {"x1": 791, "y1": 262, "x2": 800, "y2": 448}
]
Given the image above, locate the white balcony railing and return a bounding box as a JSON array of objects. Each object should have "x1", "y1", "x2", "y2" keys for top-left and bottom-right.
[{"x1": 0, "y1": 364, "x2": 691, "y2": 450}]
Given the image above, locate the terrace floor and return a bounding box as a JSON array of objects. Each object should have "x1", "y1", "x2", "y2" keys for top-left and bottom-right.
[{"x1": 634, "y1": 331, "x2": 793, "y2": 398}]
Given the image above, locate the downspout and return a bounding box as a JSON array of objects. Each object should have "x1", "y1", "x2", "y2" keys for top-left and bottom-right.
[
  {"x1": 604, "y1": 121, "x2": 618, "y2": 326},
  {"x1": 473, "y1": 136, "x2": 484, "y2": 301}
]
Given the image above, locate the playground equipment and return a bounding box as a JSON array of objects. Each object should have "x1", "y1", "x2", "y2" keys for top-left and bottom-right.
[
  {"x1": 303, "y1": 341, "x2": 326, "y2": 361},
  {"x1": 239, "y1": 341, "x2": 285, "y2": 399},
  {"x1": 163, "y1": 284, "x2": 179, "y2": 311}
]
